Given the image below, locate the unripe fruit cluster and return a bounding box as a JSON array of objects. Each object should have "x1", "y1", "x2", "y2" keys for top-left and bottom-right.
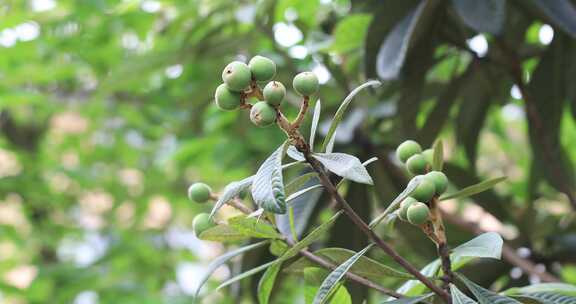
[
  {"x1": 395, "y1": 140, "x2": 450, "y2": 226},
  {"x1": 214, "y1": 55, "x2": 319, "y2": 128}
]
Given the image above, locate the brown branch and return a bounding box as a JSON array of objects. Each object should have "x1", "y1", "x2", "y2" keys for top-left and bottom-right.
[
  {"x1": 298, "y1": 248, "x2": 404, "y2": 298},
  {"x1": 303, "y1": 153, "x2": 451, "y2": 302},
  {"x1": 441, "y1": 210, "x2": 560, "y2": 283}
]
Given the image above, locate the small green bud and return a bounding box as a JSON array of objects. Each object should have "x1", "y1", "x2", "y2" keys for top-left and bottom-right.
[
  {"x1": 215, "y1": 84, "x2": 241, "y2": 110},
  {"x1": 293, "y1": 72, "x2": 319, "y2": 96},
  {"x1": 396, "y1": 140, "x2": 422, "y2": 163},
  {"x1": 193, "y1": 213, "x2": 215, "y2": 236},
  {"x1": 222, "y1": 61, "x2": 251, "y2": 92},
  {"x1": 188, "y1": 182, "x2": 212, "y2": 203},
  {"x1": 398, "y1": 197, "x2": 417, "y2": 221},
  {"x1": 248, "y1": 55, "x2": 276, "y2": 81},
  {"x1": 250, "y1": 101, "x2": 276, "y2": 127},
  {"x1": 425, "y1": 171, "x2": 448, "y2": 194},
  {"x1": 406, "y1": 154, "x2": 428, "y2": 175},
  {"x1": 263, "y1": 81, "x2": 286, "y2": 106},
  {"x1": 422, "y1": 148, "x2": 434, "y2": 165},
  {"x1": 411, "y1": 176, "x2": 436, "y2": 202},
  {"x1": 407, "y1": 202, "x2": 430, "y2": 225}
]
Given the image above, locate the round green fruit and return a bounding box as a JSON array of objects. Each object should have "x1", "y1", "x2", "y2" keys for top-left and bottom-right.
[
  {"x1": 422, "y1": 148, "x2": 434, "y2": 165},
  {"x1": 398, "y1": 197, "x2": 417, "y2": 221},
  {"x1": 406, "y1": 154, "x2": 428, "y2": 175},
  {"x1": 250, "y1": 101, "x2": 276, "y2": 127},
  {"x1": 396, "y1": 140, "x2": 422, "y2": 163},
  {"x1": 407, "y1": 202, "x2": 430, "y2": 225},
  {"x1": 188, "y1": 182, "x2": 212, "y2": 203},
  {"x1": 425, "y1": 171, "x2": 448, "y2": 194},
  {"x1": 248, "y1": 55, "x2": 276, "y2": 81},
  {"x1": 293, "y1": 72, "x2": 319, "y2": 96},
  {"x1": 214, "y1": 84, "x2": 241, "y2": 110},
  {"x1": 263, "y1": 81, "x2": 286, "y2": 106},
  {"x1": 410, "y1": 176, "x2": 436, "y2": 202},
  {"x1": 222, "y1": 61, "x2": 251, "y2": 92},
  {"x1": 193, "y1": 213, "x2": 215, "y2": 236}
]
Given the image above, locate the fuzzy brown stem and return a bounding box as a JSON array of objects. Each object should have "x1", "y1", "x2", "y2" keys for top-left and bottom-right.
[{"x1": 291, "y1": 96, "x2": 310, "y2": 129}]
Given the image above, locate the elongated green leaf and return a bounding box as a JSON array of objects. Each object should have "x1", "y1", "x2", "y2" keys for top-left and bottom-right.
[
  {"x1": 321, "y1": 80, "x2": 381, "y2": 152},
  {"x1": 286, "y1": 172, "x2": 318, "y2": 196},
  {"x1": 394, "y1": 232, "x2": 503, "y2": 297},
  {"x1": 257, "y1": 261, "x2": 283, "y2": 304},
  {"x1": 380, "y1": 293, "x2": 433, "y2": 303},
  {"x1": 312, "y1": 152, "x2": 373, "y2": 185},
  {"x1": 198, "y1": 225, "x2": 250, "y2": 242},
  {"x1": 208, "y1": 176, "x2": 253, "y2": 219},
  {"x1": 252, "y1": 142, "x2": 288, "y2": 214},
  {"x1": 370, "y1": 176, "x2": 421, "y2": 228},
  {"x1": 287, "y1": 145, "x2": 306, "y2": 161},
  {"x1": 278, "y1": 211, "x2": 343, "y2": 262},
  {"x1": 304, "y1": 268, "x2": 352, "y2": 304},
  {"x1": 310, "y1": 100, "x2": 322, "y2": 149},
  {"x1": 440, "y1": 177, "x2": 506, "y2": 201},
  {"x1": 216, "y1": 260, "x2": 275, "y2": 291},
  {"x1": 432, "y1": 140, "x2": 443, "y2": 171},
  {"x1": 451, "y1": 0, "x2": 505, "y2": 35},
  {"x1": 516, "y1": 292, "x2": 576, "y2": 304},
  {"x1": 533, "y1": 0, "x2": 576, "y2": 38},
  {"x1": 276, "y1": 174, "x2": 323, "y2": 242},
  {"x1": 451, "y1": 284, "x2": 478, "y2": 304},
  {"x1": 452, "y1": 232, "x2": 503, "y2": 260},
  {"x1": 193, "y1": 241, "x2": 268, "y2": 299},
  {"x1": 313, "y1": 244, "x2": 374, "y2": 304},
  {"x1": 287, "y1": 184, "x2": 323, "y2": 203},
  {"x1": 285, "y1": 247, "x2": 413, "y2": 281},
  {"x1": 376, "y1": 1, "x2": 427, "y2": 80},
  {"x1": 330, "y1": 14, "x2": 373, "y2": 53},
  {"x1": 228, "y1": 215, "x2": 283, "y2": 239},
  {"x1": 505, "y1": 284, "x2": 576, "y2": 297},
  {"x1": 458, "y1": 274, "x2": 521, "y2": 304}
]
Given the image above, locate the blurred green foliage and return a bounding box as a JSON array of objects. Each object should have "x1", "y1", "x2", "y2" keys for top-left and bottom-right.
[{"x1": 0, "y1": 0, "x2": 575, "y2": 303}]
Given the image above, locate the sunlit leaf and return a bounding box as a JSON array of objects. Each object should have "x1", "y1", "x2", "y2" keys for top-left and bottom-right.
[
  {"x1": 252, "y1": 142, "x2": 288, "y2": 214},
  {"x1": 198, "y1": 225, "x2": 250, "y2": 242},
  {"x1": 228, "y1": 215, "x2": 283, "y2": 239},
  {"x1": 440, "y1": 177, "x2": 506, "y2": 201},
  {"x1": 312, "y1": 152, "x2": 374, "y2": 185}
]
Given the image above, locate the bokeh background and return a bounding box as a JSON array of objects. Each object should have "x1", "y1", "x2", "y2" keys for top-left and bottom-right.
[{"x1": 0, "y1": 0, "x2": 575, "y2": 303}]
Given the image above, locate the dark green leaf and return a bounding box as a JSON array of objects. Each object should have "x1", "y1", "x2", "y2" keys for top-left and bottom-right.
[
  {"x1": 258, "y1": 261, "x2": 283, "y2": 304},
  {"x1": 457, "y1": 274, "x2": 521, "y2": 304},
  {"x1": 451, "y1": 0, "x2": 505, "y2": 34},
  {"x1": 532, "y1": 0, "x2": 576, "y2": 38},
  {"x1": 304, "y1": 268, "x2": 352, "y2": 304},
  {"x1": 516, "y1": 292, "x2": 576, "y2": 304},
  {"x1": 504, "y1": 283, "x2": 576, "y2": 296}
]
